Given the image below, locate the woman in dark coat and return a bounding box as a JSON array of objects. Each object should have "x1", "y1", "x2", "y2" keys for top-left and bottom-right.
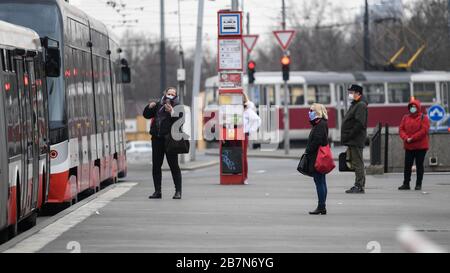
[
  {"x1": 305, "y1": 103, "x2": 329, "y2": 215},
  {"x1": 143, "y1": 87, "x2": 183, "y2": 199}
]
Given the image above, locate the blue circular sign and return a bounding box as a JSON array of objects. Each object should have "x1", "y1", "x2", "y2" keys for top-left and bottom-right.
[{"x1": 427, "y1": 104, "x2": 446, "y2": 122}]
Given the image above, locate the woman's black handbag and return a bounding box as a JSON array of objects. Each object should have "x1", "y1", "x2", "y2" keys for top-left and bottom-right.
[
  {"x1": 297, "y1": 153, "x2": 313, "y2": 177},
  {"x1": 165, "y1": 134, "x2": 190, "y2": 154}
]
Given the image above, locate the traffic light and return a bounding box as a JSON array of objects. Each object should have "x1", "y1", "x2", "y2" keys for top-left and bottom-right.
[
  {"x1": 247, "y1": 60, "x2": 256, "y2": 84},
  {"x1": 281, "y1": 55, "x2": 290, "y2": 82}
]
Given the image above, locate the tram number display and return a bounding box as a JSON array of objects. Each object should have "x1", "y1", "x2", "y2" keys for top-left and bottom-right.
[{"x1": 221, "y1": 146, "x2": 243, "y2": 174}]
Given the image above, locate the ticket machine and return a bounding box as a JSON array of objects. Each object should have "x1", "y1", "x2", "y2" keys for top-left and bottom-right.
[{"x1": 219, "y1": 89, "x2": 245, "y2": 185}]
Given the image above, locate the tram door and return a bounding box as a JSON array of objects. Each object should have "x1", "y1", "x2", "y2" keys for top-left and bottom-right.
[
  {"x1": 15, "y1": 57, "x2": 36, "y2": 216},
  {"x1": 25, "y1": 59, "x2": 40, "y2": 208},
  {"x1": 0, "y1": 73, "x2": 8, "y2": 228},
  {"x1": 335, "y1": 83, "x2": 348, "y2": 141},
  {"x1": 256, "y1": 85, "x2": 277, "y2": 144}
]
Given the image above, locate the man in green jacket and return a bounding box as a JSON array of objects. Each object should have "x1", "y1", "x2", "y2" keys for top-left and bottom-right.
[{"x1": 341, "y1": 84, "x2": 368, "y2": 194}]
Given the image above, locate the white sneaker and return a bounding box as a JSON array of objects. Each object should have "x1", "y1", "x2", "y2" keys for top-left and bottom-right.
[{"x1": 244, "y1": 179, "x2": 249, "y2": 185}]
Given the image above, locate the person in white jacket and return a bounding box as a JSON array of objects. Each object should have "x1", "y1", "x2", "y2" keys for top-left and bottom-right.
[{"x1": 243, "y1": 94, "x2": 262, "y2": 184}]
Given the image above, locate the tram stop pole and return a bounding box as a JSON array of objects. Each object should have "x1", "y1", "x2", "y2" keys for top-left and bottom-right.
[{"x1": 217, "y1": 10, "x2": 246, "y2": 185}]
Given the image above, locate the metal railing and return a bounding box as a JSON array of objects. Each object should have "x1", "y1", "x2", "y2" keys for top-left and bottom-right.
[{"x1": 370, "y1": 122, "x2": 383, "y2": 166}]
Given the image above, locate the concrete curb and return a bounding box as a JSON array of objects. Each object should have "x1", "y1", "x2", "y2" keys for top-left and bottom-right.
[
  {"x1": 205, "y1": 151, "x2": 370, "y2": 162},
  {"x1": 128, "y1": 160, "x2": 219, "y2": 172},
  {"x1": 205, "y1": 151, "x2": 301, "y2": 160},
  {"x1": 0, "y1": 183, "x2": 117, "y2": 252},
  {"x1": 170, "y1": 160, "x2": 219, "y2": 171}
]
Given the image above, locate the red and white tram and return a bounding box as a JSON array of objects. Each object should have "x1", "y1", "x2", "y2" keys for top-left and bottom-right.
[
  {"x1": 0, "y1": 0, "x2": 129, "y2": 206},
  {"x1": 204, "y1": 71, "x2": 450, "y2": 142},
  {"x1": 0, "y1": 20, "x2": 52, "y2": 243}
]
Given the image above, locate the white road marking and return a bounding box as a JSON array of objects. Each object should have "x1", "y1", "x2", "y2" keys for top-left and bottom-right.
[{"x1": 3, "y1": 183, "x2": 137, "y2": 253}]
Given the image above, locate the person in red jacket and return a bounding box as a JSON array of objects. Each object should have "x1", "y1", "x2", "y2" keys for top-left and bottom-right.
[{"x1": 399, "y1": 98, "x2": 430, "y2": 191}]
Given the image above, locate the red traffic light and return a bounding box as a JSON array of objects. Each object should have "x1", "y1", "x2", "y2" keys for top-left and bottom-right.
[
  {"x1": 248, "y1": 60, "x2": 256, "y2": 70},
  {"x1": 281, "y1": 55, "x2": 290, "y2": 66}
]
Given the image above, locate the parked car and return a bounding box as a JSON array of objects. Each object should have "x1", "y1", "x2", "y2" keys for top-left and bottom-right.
[{"x1": 126, "y1": 141, "x2": 152, "y2": 163}]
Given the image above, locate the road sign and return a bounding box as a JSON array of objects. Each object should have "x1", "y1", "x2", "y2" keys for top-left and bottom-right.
[
  {"x1": 218, "y1": 38, "x2": 243, "y2": 70},
  {"x1": 428, "y1": 104, "x2": 446, "y2": 122},
  {"x1": 242, "y1": 35, "x2": 259, "y2": 54},
  {"x1": 218, "y1": 12, "x2": 242, "y2": 36},
  {"x1": 273, "y1": 30, "x2": 296, "y2": 50},
  {"x1": 177, "y1": 68, "x2": 186, "y2": 82}
]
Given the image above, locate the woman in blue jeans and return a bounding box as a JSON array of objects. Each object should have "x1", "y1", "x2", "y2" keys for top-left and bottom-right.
[{"x1": 304, "y1": 103, "x2": 329, "y2": 215}]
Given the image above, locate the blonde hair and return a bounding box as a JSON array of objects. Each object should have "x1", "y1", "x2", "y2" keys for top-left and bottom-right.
[{"x1": 311, "y1": 103, "x2": 328, "y2": 120}]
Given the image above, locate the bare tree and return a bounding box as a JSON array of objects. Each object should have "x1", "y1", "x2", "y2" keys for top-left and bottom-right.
[{"x1": 121, "y1": 31, "x2": 217, "y2": 118}]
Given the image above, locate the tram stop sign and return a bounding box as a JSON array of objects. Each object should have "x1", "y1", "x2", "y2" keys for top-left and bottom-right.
[{"x1": 428, "y1": 104, "x2": 446, "y2": 123}]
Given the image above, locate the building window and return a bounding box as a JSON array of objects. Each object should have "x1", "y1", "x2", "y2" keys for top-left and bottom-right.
[{"x1": 388, "y1": 83, "x2": 410, "y2": 103}]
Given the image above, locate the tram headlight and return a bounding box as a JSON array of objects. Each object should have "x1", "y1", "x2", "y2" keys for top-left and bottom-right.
[{"x1": 50, "y1": 150, "x2": 58, "y2": 159}]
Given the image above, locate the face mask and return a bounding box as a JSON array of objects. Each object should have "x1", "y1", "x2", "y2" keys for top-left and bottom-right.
[
  {"x1": 410, "y1": 106, "x2": 417, "y2": 114},
  {"x1": 309, "y1": 111, "x2": 317, "y2": 121},
  {"x1": 166, "y1": 95, "x2": 175, "y2": 100},
  {"x1": 348, "y1": 94, "x2": 354, "y2": 101}
]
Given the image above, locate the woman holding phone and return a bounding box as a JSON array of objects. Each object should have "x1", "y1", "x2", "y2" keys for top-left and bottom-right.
[{"x1": 143, "y1": 87, "x2": 183, "y2": 199}]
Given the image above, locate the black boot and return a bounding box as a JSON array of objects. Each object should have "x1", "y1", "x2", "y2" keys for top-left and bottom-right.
[
  {"x1": 415, "y1": 182, "x2": 422, "y2": 191},
  {"x1": 149, "y1": 191, "x2": 162, "y2": 199},
  {"x1": 398, "y1": 184, "x2": 411, "y2": 190},
  {"x1": 173, "y1": 191, "x2": 182, "y2": 199},
  {"x1": 309, "y1": 205, "x2": 327, "y2": 215},
  {"x1": 346, "y1": 186, "x2": 365, "y2": 194}
]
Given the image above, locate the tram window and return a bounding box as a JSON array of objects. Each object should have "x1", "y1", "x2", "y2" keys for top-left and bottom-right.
[
  {"x1": 307, "y1": 85, "x2": 331, "y2": 105},
  {"x1": 281, "y1": 85, "x2": 304, "y2": 105},
  {"x1": 65, "y1": 18, "x2": 71, "y2": 43},
  {"x1": 74, "y1": 20, "x2": 80, "y2": 46},
  {"x1": 388, "y1": 83, "x2": 410, "y2": 103},
  {"x1": 0, "y1": 49, "x2": 5, "y2": 71},
  {"x1": 73, "y1": 50, "x2": 81, "y2": 119},
  {"x1": 364, "y1": 83, "x2": 385, "y2": 104},
  {"x1": 413, "y1": 82, "x2": 436, "y2": 103},
  {"x1": 9, "y1": 51, "x2": 15, "y2": 72},
  {"x1": 27, "y1": 61, "x2": 36, "y2": 84},
  {"x1": 105, "y1": 59, "x2": 113, "y2": 131},
  {"x1": 3, "y1": 50, "x2": 12, "y2": 72},
  {"x1": 264, "y1": 85, "x2": 276, "y2": 106},
  {"x1": 70, "y1": 19, "x2": 75, "y2": 44},
  {"x1": 6, "y1": 78, "x2": 20, "y2": 157},
  {"x1": 290, "y1": 85, "x2": 305, "y2": 105},
  {"x1": 76, "y1": 21, "x2": 83, "y2": 47}
]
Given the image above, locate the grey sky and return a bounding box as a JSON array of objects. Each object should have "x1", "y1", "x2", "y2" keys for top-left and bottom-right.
[{"x1": 70, "y1": 0, "x2": 412, "y2": 53}]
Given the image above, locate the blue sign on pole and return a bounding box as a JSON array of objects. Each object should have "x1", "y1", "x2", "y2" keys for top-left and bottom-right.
[
  {"x1": 219, "y1": 13, "x2": 241, "y2": 36},
  {"x1": 428, "y1": 105, "x2": 446, "y2": 122}
]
